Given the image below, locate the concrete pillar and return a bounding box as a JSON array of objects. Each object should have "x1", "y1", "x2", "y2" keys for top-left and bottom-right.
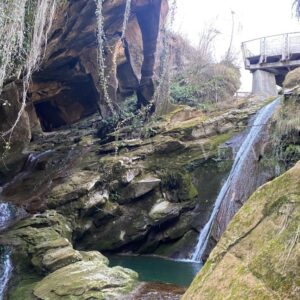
[{"x1": 252, "y1": 70, "x2": 278, "y2": 97}]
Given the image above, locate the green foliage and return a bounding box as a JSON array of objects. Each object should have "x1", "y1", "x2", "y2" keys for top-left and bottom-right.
[
  {"x1": 110, "y1": 191, "x2": 121, "y2": 202},
  {"x1": 170, "y1": 62, "x2": 240, "y2": 107},
  {"x1": 170, "y1": 80, "x2": 199, "y2": 106},
  {"x1": 97, "y1": 95, "x2": 159, "y2": 145}
]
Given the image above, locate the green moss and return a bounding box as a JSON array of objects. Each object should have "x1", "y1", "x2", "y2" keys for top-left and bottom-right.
[
  {"x1": 147, "y1": 132, "x2": 234, "y2": 173},
  {"x1": 8, "y1": 273, "x2": 42, "y2": 300},
  {"x1": 209, "y1": 132, "x2": 233, "y2": 148},
  {"x1": 262, "y1": 195, "x2": 288, "y2": 216},
  {"x1": 158, "y1": 169, "x2": 197, "y2": 202},
  {"x1": 183, "y1": 162, "x2": 300, "y2": 300},
  {"x1": 179, "y1": 173, "x2": 198, "y2": 200}
]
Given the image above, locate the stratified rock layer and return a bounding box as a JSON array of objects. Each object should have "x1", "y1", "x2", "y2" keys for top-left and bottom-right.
[
  {"x1": 5, "y1": 212, "x2": 138, "y2": 299},
  {"x1": 183, "y1": 161, "x2": 300, "y2": 300}
]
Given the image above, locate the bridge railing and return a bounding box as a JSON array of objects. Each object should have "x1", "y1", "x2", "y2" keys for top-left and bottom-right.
[{"x1": 242, "y1": 32, "x2": 300, "y2": 68}]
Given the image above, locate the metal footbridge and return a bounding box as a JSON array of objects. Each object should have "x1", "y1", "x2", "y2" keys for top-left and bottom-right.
[{"x1": 242, "y1": 32, "x2": 300, "y2": 94}]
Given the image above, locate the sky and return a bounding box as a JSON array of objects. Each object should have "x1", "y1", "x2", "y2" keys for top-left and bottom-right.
[{"x1": 174, "y1": 0, "x2": 300, "y2": 91}]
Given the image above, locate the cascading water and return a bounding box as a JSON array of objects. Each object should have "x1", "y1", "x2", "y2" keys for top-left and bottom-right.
[
  {"x1": 192, "y1": 98, "x2": 280, "y2": 262},
  {"x1": 0, "y1": 150, "x2": 49, "y2": 298},
  {"x1": 0, "y1": 202, "x2": 14, "y2": 300}
]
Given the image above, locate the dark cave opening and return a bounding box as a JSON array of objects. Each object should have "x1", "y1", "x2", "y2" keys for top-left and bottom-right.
[{"x1": 33, "y1": 76, "x2": 99, "y2": 132}]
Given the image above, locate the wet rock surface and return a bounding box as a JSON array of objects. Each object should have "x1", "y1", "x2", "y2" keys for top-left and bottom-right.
[
  {"x1": 0, "y1": 99, "x2": 269, "y2": 298},
  {"x1": 33, "y1": 255, "x2": 138, "y2": 300},
  {"x1": 3, "y1": 211, "x2": 138, "y2": 299},
  {"x1": 30, "y1": 0, "x2": 168, "y2": 125},
  {"x1": 128, "y1": 282, "x2": 186, "y2": 300},
  {"x1": 183, "y1": 161, "x2": 300, "y2": 300}
]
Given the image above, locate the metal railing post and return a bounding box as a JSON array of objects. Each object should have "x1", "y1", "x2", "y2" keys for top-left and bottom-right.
[
  {"x1": 282, "y1": 33, "x2": 289, "y2": 61},
  {"x1": 259, "y1": 37, "x2": 266, "y2": 64},
  {"x1": 241, "y1": 42, "x2": 249, "y2": 68}
]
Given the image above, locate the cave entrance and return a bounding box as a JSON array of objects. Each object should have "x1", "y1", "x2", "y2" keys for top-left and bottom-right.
[{"x1": 33, "y1": 76, "x2": 99, "y2": 132}]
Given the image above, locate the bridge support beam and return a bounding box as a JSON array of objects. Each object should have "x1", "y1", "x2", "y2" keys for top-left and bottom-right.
[{"x1": 252, "y1": 70, "x2": 278, "y2": 97}]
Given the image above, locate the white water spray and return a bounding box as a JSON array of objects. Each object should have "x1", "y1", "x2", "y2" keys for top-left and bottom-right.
[
  {"x1": 0, "y1": 247, "x2": 12, "y2": 300},
  {"x1": 0, "y1": 202, "x2": 14, "y2": 299},
  {"x1": 192, "y1": 98, "x2": 280, "y2": 262}
]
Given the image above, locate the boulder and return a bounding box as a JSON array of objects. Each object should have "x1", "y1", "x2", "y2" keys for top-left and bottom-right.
[
  {"x1": 33, "y1": 254, "x2": 138, "y2": 299},
  {"x1": 183, "y1": 161, "x2": 300, "y2": 300},
  {"x1": 121, "y1": 168, "x2": 141, "y2": 184},
  {"x1": 3, "y1": 209, "x2": 139, "y2": 300},
  {"x1": 149, "y1": 200, "x2": 181, "y2": 223},
  {"x1": 118, "y1": 176, "x2": 161, "y2": 204},
  {"x1": 129, "y1": 282, "x2": 186, "y2": 300},
  {"x1": 48, "y1": 171, "x2": 100, "y2": 208},
  {"x1": 79, "y1": 251, "x2": 109, "y2": 265},
  {"x1": 2, "y1": 211, "x2": 75, "y2": 273},
  {"x1": 41, "y1": 246, "x2": 82, "y2": 272},
  {"x1": 283, "y1": 66, "x2": 300, "y2": 89},
  {"x1": 81, "y1": 189, "x2": 109, "y2": 215}
]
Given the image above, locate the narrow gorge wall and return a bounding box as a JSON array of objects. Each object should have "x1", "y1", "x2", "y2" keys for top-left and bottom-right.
[
  {"x1": 0, "y1": 0, "x2": 168, "y2": 179},
  {"x1": 30, "y1": 0, "x2": 168, "y2": 126},
  {"x1": 183, "y1": 161, "x2": 300, "y2": 300}
]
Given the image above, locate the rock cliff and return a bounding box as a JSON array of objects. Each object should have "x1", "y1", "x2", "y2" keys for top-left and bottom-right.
[
  {"x1": 30, "y1": 0, "x2": 168, "y2": 125},
  {"x1": 0, "y1": 98, "x2": 268, "y2": 298},
  {"x1": 183, "y1": 161, "x2": 300, "y2": 300},
  {"x1": 1, "y1": 1, "x2": 299, "y2": 299},
  {"x1": 0, "y1": 0, "x2": 168, "y2": 177}
]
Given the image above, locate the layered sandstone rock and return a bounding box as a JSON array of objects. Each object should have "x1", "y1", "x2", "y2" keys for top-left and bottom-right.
[
  {"x1": 30, "y1": 0, "x2": 168, "y2": 130},
  {"x1": 0, "y1": 0, "x2": 168, "y2": 177}
]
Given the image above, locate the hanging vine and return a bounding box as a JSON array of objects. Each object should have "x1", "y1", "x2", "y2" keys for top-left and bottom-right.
[
  {"x1": 153, "y1": 0, "x2": 177, "y2": 114},
  {"x1": 94, "y1": 0, "x2": 116, "y2": 116},
  {"x1": 121, "y1": 0, "x2": 132, "y2": 41},
  {"x1": 0, "y1": 0, "x2": 57, "y2": 150},
  {"x1": 112, "y1": 0, "x2": 178, "y2": 155},
  {"x1": 0, "y1": 0, "x2": 27, "y2": 99}
]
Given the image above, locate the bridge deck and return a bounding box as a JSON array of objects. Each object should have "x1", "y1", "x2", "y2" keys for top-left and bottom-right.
[{"x1": 242, "y1": 32, "x2": 300, "y2": 74}]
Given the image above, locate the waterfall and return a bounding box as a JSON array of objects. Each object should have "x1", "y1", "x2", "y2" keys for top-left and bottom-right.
[
  {"x1": 0, "y1": 202, "x2": 14, "y2": 299},
  {"x1": 0, "y1": 247, "x2": 12, "y2": 300},
  {"x1": 192, "y1": 98, "x2": 280, "y2": 262},
  {"x1": 2, "y1": 150, "x2": 53, "y2": 191}
]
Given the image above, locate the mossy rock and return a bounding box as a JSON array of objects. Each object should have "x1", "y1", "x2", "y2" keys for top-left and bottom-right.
[
  {"x1": 283, "y1": 67, "x2": 300, "y2": 88},
  {"x1": 159, "y1": 170, "x2": 198, "y2": 202},
  {"x1": 183, "y1": 161, "x2": 300, "y2": 300},
  {"x1": 8, "y1": 273, "x2": 42, "y2": 300},
  {"x1": 154, "y1": 230, "x2": 199, "y2": 258},
  {"x1": 33, "y1": 255, "x2": 138, "y2": 299},
  {"x1": 47, "y1": 171, "x2": 100, "y2": 208},
  {"x1": 148, "y1": 200, "x2": 182, "y2": 222}
]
